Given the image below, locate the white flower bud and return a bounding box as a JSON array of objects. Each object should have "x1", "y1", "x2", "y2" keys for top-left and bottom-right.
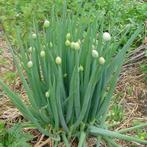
[
  {"x1": 40, "y1": 50, "x2": 45, "y2": 57},
  {"x1": 78, "y1": 65, "x2": 84, "y2": 72},
  {"x1": 45, "y1": 91, "x2": 49, "y2": 98},
  {"x1": 92, "y1": 50, "x2": 99, "y2": 58},
  {"x1": 43, "y1": 19, "x2": 50, "y2": 28},
  {"x1": 65, "y1": 40, "x2": 71, "y2": 46},
  {"x1": 27, "y1": 61, "x2": 33, "y2": 68},
  {"x1": 74, "y1": 42, "x2": 80, "y2": 50},
  {"x1": 28, "y1": 47, "x2": 33, "y2": 53},
  {"x1": 66, "y1": 33, "x2": 71, "y2": 40},
  {"x1": 16, "y1": 13, "x2": 20, "y2": 17},
  {"x1": 103, "y1": 32, "x2": 111, "y2": 41},
  {"x1": 70, "y1": 42, "x2": 75, "y2": 49},
  {"x1": 32, "y1": 33, "x2": 37, "y2": 39},
  {"x1": 112, "y1": 112, "x2": 115, "y2": 116},
  {"x1": 63, "y1": 73, "x2": 67, "y2": 78},
  {"x1": 55, "y1": 56, "x2": 62, "y2": 65},
  {"x1": 99, "y1": 57, "x2": 105, "y2": 64},
  {"x1": 50, "y1": 42, "x2": 53, "y2": 48},
  {"x1": 70, "y1": 42, "x2": 80, "y2": 50}
]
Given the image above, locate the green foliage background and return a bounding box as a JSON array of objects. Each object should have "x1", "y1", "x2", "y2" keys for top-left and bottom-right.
[
  {"x1": 0, "y1": 122, "x2": 32, "y2": 147},
  {"x1": 0, "y1": 0, "x2": 146, "y2": 45}
]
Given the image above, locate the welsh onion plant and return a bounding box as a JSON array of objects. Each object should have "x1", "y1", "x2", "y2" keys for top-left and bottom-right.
[{"x1": 0, "y1": 15, "x2": 147, "y2": 146}]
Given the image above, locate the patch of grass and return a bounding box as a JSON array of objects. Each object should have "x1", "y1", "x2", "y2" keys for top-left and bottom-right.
[
  {"x1": 0, "y1": 48, "x2": 3, "y2": 55},
  {"x1": 132, "y1": 120, "x2": 147, "y2": 140},
  {"x1": 108, "y1": 104, "x2": 124, "y2": 122},
  {"x1": 2, "y1": 71, "x2": 16, "y2": 84},
  {"x1": 0, "y1": 122, "x2": 33, "y2": 147},
  {"x1": 0, "y1": 58, "x2": 7, "y2": 65}
]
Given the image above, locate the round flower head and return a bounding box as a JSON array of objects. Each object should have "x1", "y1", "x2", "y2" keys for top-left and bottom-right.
[
  {"x1": 63, "y1": 73, "x2": 67, "y2": 78},
  {"x1": 43, "y1": 19, "x2": 50, "y2": 28},
  {"x1": 78, "y1": 65, "x2": 84, "y2": 72},
  {"x1": 70, "y1": 42, "x2": 75, "y2": 48},
  {"x1": 65, "y1": 40, "x2": 71, "y2": 46},
  {"x1": 27, "y1": 61, "x2": 33, "y2": 68},
  {"x1": 92, "y1": 49, "x2": 99, "y2": 58},
  {"x1": 103, "y1": 32, "x2": 111, "y2": 41},
  {"x1": 74, "y1": 42, "x2": 80, "y2": 50},
  {"x1": 28, "y1": 47, "x2": 33, "y2": 53},
  {"x1": 70, "y1": 42, "x2": 75, "y2": 49},
  {"x1": 40, "y1": 50, "x2": 45, "y2": 57},
  {"x1": 32, "y1": 33, "x2": 37, "y2": 39},
  {"x1": 55, "y1": 56, "x2": 62, "y2": 65},
  {"x1": 66, "y1": 33, "x2": 71, "y2": 40},
  {"x1": 45, "y1": 91, "x2": 49, "y2": 98},
  {"x1": 16, "y1": 13, "x2": 20, "y2": 17},
  {"x1": 99, "y1": 57, "x2": 105, "y2": 65}
]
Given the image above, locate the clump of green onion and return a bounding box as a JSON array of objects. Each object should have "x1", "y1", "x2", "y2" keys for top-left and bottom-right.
[{"x1": 0, "y1": 14, "x2": 146, "y2": 146}]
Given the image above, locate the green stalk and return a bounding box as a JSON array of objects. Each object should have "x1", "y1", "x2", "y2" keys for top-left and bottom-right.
[
  {"x1": 5, "y1": 37, "x2": 38, "y2": 109},
  {"x1": 103, "y1": 137, "x2": 121, "y2": 147},
  {"x1": 62, "y1": 133, "x2": 70, "y2": 147},
  {"x1": 49, "y1": 78, "x2": 59, "y2": 130},
  {"x1": 74, "y1": 51, "x2": 81, "y2": 119},
  {"x1": 118, "y1": 123, "x2": 147, "y2": 133},
  {"x1": 57, "y1": 66, "x2": 69, "y2": 132},
  {"x1": 88, "y1": 126, "x2": 147, "y2": 144},
  {"x1": 90, "y1": 67, "x2": 106, "y2": 121},
  {"x1": 66, "y1": 67, "x2": 77, "y2": 123},
  {"x1": 78, "y1": 131, "x2": 86, "y2": 147}
]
